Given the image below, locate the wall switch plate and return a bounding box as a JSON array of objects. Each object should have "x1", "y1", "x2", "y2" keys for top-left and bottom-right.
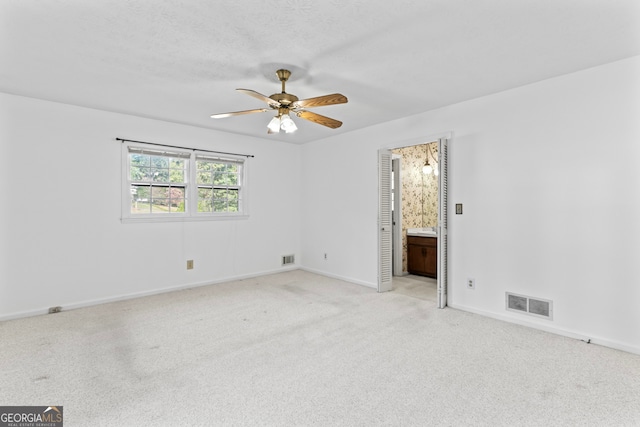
[
  {"x1": 456, "y1": 204, "x2": 463, "y2": 214},
  {"x1": 467, "y1": 278, "x2": 475, "y2": 289},
  {"x1": 186, "y1": 260, "x2": 194, "y2": 270}
]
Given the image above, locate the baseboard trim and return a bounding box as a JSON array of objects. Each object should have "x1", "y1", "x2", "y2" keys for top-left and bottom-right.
[
  {"x1": 448, "y1": 302, "x2": 640, "y2": 356},
  {"x1": 299, "y1": 267, "x2": 377, "y2": 290},
  {"x1": 0, "y1": 265, "x2": 299, "y2": 322}
]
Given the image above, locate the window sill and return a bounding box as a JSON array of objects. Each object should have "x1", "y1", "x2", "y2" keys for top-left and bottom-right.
[{"x1": 121, "y1": 214, "x2": 249, "y2": 224}]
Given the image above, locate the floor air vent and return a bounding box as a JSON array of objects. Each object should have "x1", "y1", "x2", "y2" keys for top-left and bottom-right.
[
  {"x1": 282, "y1": 254, "x2": 295, "y2": 266},
  {"x1": 506, "y1": 292, "x2": 553, "y2": 320}
]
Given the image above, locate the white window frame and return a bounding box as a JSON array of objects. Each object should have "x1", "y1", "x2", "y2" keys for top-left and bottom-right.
[{"x1": 121, "y1": 142, "x2": 249, "y2": 223}]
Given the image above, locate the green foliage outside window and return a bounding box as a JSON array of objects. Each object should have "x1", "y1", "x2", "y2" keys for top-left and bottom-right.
[
  {"x1": 196, "y1": 159, "x2": 241, "y2": 213},
  {"x1": 130, "y1": 154, "x2": 187, "y2": 214},
  {"x1": 127, "y1": 148, "x2": 244, "y2": 216}
]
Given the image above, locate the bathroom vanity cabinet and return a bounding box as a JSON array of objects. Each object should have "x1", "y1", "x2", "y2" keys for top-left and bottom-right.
[{"x1": 407, "y1": 236, "x2": 437, "y2": 278}]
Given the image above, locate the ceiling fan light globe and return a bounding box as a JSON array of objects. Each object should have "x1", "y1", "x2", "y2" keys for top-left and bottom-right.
[
  {"x1": 280, "y1": 114, "x2": 297, "y2": 133},
  {"x1": 267, "y1": 116, "x2": 281, "y2": 133}
]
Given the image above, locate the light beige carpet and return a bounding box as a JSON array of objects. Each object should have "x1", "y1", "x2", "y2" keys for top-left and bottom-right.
[{"x1": 1, "y1": 270, "x2": 639, "y2": 426}]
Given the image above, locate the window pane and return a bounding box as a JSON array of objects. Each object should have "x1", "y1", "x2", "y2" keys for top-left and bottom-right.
[
  {"x1": 130, "y1": 154, "x2": 150, "y2": 167},
  {"x1": 130, "y1": 166, "x2": 149, "y2": 181},
  {"x1": 151, "y1": 187, "x2": 169, "y2": 198},
  {"x1": 198, "y1": 200, "x2": 212, "y2": 212},
  {"x1": 197, "y1": 161, "x2": 213, "y2": 172},
  {"x1": 152, "y1": 200, "x2": 170, "y2": 213},
  {"x1": 228, "y1": 189, "x2": 239, "y2": 212},
  {"x1": 170, "y1": 187, "x2": 185, "y2": 199},
  {"x1": 170, "y1": 159, "x2": 185, "y2": 169},
  {"x1": 213, "y1": 199, "x2": 227, "y2": 212},
  {"x1": 151, "y1": 156, "x2": 169, "y2": 168},
  {"x1": 213, "y1": 189, "x2": 227, "y2": 199},
  {"x1": 168, "y1": 199, "x2": 182, "y2": 212},
  {"x1": 130, "y1": 185, "x2": 149, "y2": 214},
  {"x1": 198, "y1": 188, "x2": 213, "y2": 212},
  {"x1": 132, "y1": 185, "x2": 150, "y2": 199},
  {"x1": 169, "y1": 169, "x2": 184, "y2": 183},
  {"x1": 213, "y1": 172, "x2": 227, "y2": 185},
  {"x1": 151, "y1": 189, "x2": 169, "y2": 212},
  {"x1": 212, "y1": 185, "x2": 233, "y2": 212},
  {"x1": 170, "y1": 201, "x2": 185, "y2": 212},
  {"x1": 169, "y1": 187, "x2": 185, "y2": 212},
  {"x1": 197, "y1": 171, "x2": 212, "y2": 184},
  {"x1": 151, "y1": 168, "x2": 170, "y2": 182},
  {"x1": 131, "y1": 201, "x2": 151, "y2": 214},
  {"x1": 198, "y1": 187, "x2": 212, "y2": 200}
]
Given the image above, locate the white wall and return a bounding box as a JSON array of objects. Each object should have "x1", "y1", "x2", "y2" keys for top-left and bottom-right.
[
  {"x1": 301, "y1": 56, "x2": 640, "y2": 353},
  {"x1": 0, "y1": 93, "x2": 302, "y2": 319},
  {"x1": 2, "y1": 57, "x2": 638, "y2": 354}
]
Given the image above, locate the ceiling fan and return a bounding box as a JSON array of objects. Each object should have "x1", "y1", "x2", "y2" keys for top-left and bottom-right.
[{"x1": 211, "y1": 69, "x2": 348, "y2": 134}]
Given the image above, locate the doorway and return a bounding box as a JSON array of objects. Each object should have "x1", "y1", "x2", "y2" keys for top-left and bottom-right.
[{"x1": 378, "y1": 137, "x2": 449, "y2": 308}]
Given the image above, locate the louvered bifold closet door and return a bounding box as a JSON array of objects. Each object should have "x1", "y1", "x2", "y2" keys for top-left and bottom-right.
[
  {"x1": 437, "y1": 138, "x2": 449, "y2": 308},
  {"x1": 378, "y1": 149, "x2": 393, "y2": 292}
]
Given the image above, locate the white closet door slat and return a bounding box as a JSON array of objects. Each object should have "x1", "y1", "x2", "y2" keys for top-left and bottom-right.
[
  {"x1": 378, "y1": 149, "x2": 393, "y2": 292},
  {"x1": 437, "y1": 138, "x2": 449, "y2": 308}
]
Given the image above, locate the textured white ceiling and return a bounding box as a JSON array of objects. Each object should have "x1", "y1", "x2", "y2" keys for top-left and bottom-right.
[{"x1": 1, "y1": 0, "x2": 639, "y2": 144}]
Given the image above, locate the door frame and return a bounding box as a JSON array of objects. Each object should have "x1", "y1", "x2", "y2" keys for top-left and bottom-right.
[
  {"x1": 392, "y1": 155, "x2": 403, "y2": 276},
  {"x1": 378, "y1": 132, "x2": 452, "y2": 305}
]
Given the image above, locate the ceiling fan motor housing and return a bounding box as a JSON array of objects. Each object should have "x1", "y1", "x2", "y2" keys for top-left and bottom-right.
[{"x1": 269, "y1": 92, "x2": 299, "y2": 106}]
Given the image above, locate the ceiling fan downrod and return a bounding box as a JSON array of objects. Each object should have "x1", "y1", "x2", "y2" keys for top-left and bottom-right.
[{"x1": 276, "y1": 69, "x2": 291, "y2": 93}]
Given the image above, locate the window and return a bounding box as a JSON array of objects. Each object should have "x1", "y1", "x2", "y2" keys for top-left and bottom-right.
[
  {"x1": 196, "y1": 154, "x2": 243, "y2": 213},
  {"x1": 122, "y1": 143, "x2": 247, "y2": 222},
  {"x1": 128, "y1": 147, "x2": 190, "y2": 215}
]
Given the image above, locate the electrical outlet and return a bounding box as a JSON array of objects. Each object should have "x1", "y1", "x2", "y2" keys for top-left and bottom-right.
[
  {"x1": 186, "y1": 260, "x2": 194, "y2": 270},
  {"x1": 324, "y1": 253, "x2": 328, "y2": 260},
  {"x1": 467, "y1": 278, "x2": 475, "y2": 290},
  {"x1": 48, "y1": 306, "x2": 62, "y2": 314}
]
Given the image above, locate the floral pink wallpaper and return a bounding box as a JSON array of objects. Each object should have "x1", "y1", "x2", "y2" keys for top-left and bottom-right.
[{"x1": 392, "y1": 142, "x2": 439, "y2": 273}]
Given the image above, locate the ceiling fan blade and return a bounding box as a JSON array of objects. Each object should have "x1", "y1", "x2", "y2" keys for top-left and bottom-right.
[
  {"x1": 295, "y1": 110, "x2": 343, "y2": 129},
  {"x1": 293, "y1": 93, "x2": 348, "y2": 109},
  {"x1": 236, "y1": 89, "x2": 280, "y2": 107},
  {"x1": 211, "y1": 108, "x2": 268, "y2": 119}
]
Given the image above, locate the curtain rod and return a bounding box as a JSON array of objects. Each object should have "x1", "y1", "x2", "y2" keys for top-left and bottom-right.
[{"x1": 116, "y1": 138, "x2": 255, "y2": 158}]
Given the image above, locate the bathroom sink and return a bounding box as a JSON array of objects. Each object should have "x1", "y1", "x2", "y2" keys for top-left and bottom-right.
[{"x1": 407, "y1": 227, "x2": 437, "y2": 237}]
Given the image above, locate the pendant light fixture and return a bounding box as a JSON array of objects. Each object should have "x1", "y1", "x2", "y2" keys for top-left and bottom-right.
[
  {"x1": 422, "y1": 143, "x2": 438, "y2": 175},
  {"x1": 423, "y1": 144, "x2": 433, "y2": 174}
]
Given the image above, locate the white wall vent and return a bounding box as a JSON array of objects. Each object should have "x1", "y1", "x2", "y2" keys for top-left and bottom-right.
[
  {"x1": 282, "y1": 255, "x2": 295, "y2": 266},
  {"x1": 506, "y1": 292, "x2": 553, "y2": 320}
]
